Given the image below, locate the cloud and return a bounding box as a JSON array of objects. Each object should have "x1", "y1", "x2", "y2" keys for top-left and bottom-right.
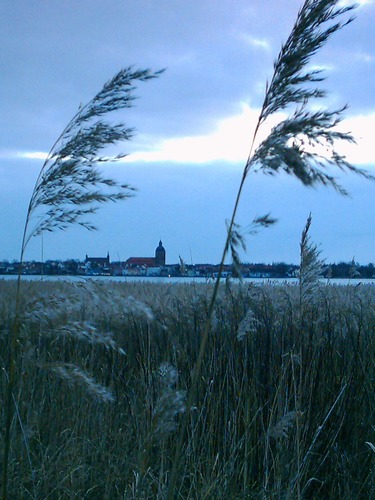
[
  {"x1": 17, "y1": 151, "x2": 48, "y2": 160},
  {"x1": 4, "y1": 107, "x2": 375, "y2": 168},
  {"x1": 0, "y1": 150, "x2": 48, "y2": 160},
  {"x1": 309, "y1": 64, "x2": 335, "y2": 72},
  {"x1": 353, "y1": 52, "x2": 375, "y2": 63},
  {"x1": 339, "y1": 0, "x2": 373, "y2": 6},
  {"x1": 125, "y1": 105, "x2": 375, "y2": 167},
  {"x1": 124, "y1": 103, "x2": 268, "y2": 164},
  {"x1": 336, "y1": 112, "x2": 375, "y2": 165},
  {"x1": 240, "y1": 34, "x2": 271, "y2": 51}
]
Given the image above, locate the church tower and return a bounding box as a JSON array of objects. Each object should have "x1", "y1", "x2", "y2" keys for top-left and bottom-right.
[{"x1": 155, "y1": 240, "x2": 166, "y2": 266}]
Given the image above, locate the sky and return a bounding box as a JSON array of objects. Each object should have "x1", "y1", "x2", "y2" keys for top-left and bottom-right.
[{"x1": 0, "y1": 0, "x2": 374, "y2": 265}]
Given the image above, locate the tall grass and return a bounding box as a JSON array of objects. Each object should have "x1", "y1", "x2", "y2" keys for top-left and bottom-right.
[{"x1": 0, "y1": 278, "x2": 374, "y2": 497}]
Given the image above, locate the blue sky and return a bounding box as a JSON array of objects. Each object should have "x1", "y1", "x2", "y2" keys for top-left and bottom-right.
[{"x1": 0, "y1": 0, "x2": 374, "y2": 265}]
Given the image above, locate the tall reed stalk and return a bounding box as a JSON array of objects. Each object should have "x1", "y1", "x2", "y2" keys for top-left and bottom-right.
[
  {"x1": 1, "y1": 67, "x2": 162, "y2": 500},
  {"x1": 166, "y1": 1, "x2": 374, "y2": 497}
]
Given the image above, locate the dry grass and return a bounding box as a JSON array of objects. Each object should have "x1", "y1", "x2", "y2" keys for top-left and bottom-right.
[{"x1": 0, "y1": 278, "x2": 374, "y2": 498}]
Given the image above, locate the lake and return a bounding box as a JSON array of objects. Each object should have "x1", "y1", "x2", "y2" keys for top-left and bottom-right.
[{"x1": 1, "y1": 275, "x2": 374, "y2": 286}]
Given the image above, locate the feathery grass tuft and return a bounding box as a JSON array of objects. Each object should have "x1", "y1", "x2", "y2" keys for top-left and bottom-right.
[
  {"x1": 299, "y1": 213, "x2": 324, "y2": 301},
  {"x1": 268, "y1": 411, "x2": 303, "y2": 441},
  {"x1": 23, "y1": 67, "x2": 163, "y2": 252},
  {"x1": 248, "y1": 0, "x2": 373, "y2": 192},
  {"x1": 260, "y1": 1, "x2": 356, "y2": 121},
  {"x1": 48, "y1": 362, "x2": 115, "y2": 403}
]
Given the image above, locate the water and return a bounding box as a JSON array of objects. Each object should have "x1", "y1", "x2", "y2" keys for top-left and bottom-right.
[{"x1": 1, "y1": 274, "x2": 374, "y2": 286}]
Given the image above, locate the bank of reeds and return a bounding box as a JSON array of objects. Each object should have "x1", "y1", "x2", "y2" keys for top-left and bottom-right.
[{"x1": 0, "y1": 278, "x2": 374, "y2": 498}]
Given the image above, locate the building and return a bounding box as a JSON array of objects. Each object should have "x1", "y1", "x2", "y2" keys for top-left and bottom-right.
[
  {"x1": 84, "y1": 252, "x2": 110, "y2": 275},
  {"x1": 125, "y1": 241, "x2": 166, "y2": 274},
  {"x1": 83, "y1": 242, "x2": 166, "y2": 276}
]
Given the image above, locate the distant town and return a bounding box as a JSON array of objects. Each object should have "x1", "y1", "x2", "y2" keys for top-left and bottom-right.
[{"x1": 1, "y1": 240, "x2": 374, "y2": 279}]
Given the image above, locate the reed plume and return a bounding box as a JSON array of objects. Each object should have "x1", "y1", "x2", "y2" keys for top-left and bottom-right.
[
  {"x1": 22, "y1": 67, "x2": 163, "y2": 257},
  {"x1": 299, "y1": 213, "x2": 324, "y2": 303}
]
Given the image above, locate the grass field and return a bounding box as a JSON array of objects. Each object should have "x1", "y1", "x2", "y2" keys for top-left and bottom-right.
[{"x1": 1, "y1": 278, "x2": 374, "y2": 498}]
